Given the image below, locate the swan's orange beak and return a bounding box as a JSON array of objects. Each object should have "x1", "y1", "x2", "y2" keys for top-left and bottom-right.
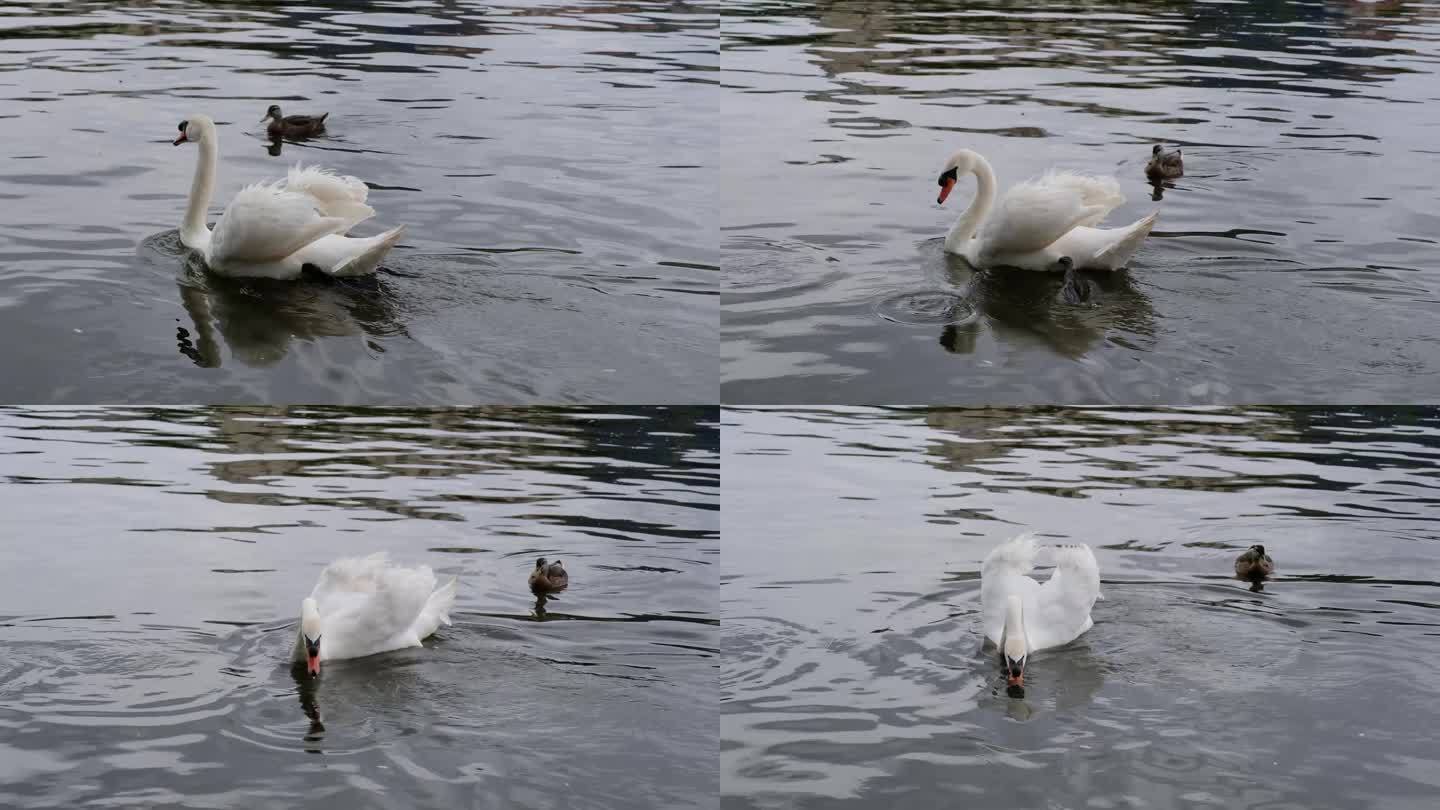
[
  {"x1": 937, "y1": 177, "x2": 956, "y2": 205},
  {"x1": 172, "y1": 132, "x2": 187, "y2": 146},
  {"x1": 306, "y1": 655, "x2": 320, "y2": 677}
]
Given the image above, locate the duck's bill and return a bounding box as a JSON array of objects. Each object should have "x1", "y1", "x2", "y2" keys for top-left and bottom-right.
[
  {"x1": 306, "y1": 655, "x2": 320, "y2": 677},
  {"x1": 937, "y1": 177, "x2": 956, "y2": 205},
  {"x1": 172, "y1": 133, "x2": 187, "y2": 146},
  {"x1": 259, "y1": 116, "x2": 273, "y2": 125}
]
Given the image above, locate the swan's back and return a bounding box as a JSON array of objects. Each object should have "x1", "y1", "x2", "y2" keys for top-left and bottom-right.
[
  {"x1": 980, "y1": 534, "x2": 1101, "y2": 652},
  {"x1": 310, "y1": 552, "x2": 451, "y2": 661},
  {"x1": 979, "y1": 171, "x2": 1127, "y2": 256}
]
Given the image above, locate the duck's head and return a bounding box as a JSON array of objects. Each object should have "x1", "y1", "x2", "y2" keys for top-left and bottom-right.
[
  {"x1": 1251, "y1": 544, "x2": 1266, "y2": 557},
  {"x1": 261, "y1": 104, "x2": 282, "y2": 125},
  {"x1": 535, "y1": 557, "x2": 548, "y2": 570},
  {"x1": 299, "y1": 597, "x2": 323, "y2": 677},
  {"x1": 172, "y1": 114, "x2": 215, "y2": 146}
]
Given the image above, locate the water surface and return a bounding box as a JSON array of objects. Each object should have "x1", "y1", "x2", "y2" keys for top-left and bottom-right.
[
  {"x1": 0, "y1": 406, "x2": 718, "y2": 809},
  {"x1": 721, "y1": 0, "x2": 1440, "y2": 403},
  {"x1": 0, "y1": 1, "x2": 717, "y2": 403},
  {"x1": 723, "y1": 406, "x2": 1440, "y2": 808}
]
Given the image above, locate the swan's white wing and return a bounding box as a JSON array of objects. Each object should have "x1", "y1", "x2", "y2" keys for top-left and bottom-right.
[
  {"x1": 210, "y1": 182, "x2": 347, "y2": 265},
  {"x1": 310, "y1": 553, "x2": 437, "y2": 659},
  {"x1": 979, "y1": 533, "x2": 1040, "y2": 645},
  {"x1": 285, "y1": 164, "x2": 374, "y2": 228},
  {"x1": 979, "y1": 171, "x2": 1125, "y2": 255},
  {"x1": 1028, "y1": 543, "x2": 1101, "y2": 651}
]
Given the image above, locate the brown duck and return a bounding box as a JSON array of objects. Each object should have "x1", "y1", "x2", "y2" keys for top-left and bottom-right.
[
  {"x1": 1146, "y1": 144, "x2": 1183, "y2": 181},
  {"x1": 529, "y1": 557, "x2": 569, "y2": 593},
  {"x1": 1234, "y1": 544, "x2": 1274, "y2": 579},
  {"x1": 262, "y1": 104, "x2": 328, "y2": 138}
]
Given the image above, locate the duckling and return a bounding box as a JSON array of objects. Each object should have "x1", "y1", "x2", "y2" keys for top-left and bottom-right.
[
  {"x1": 1056, "y1": 257, "x2": 1096, "y2": 305},
  {"x1": 1234, "y1": 544, "x2": 1274, "y2": 580},
  {"x1": 528, "y1": 557, "x2": 569, "y2": 593},
  {"x1": 261, "y1": 104, "x2": 328, "y2": 139},
  {"x1": 1146, "y1": 144, "x2": 1183, "y2": 181}
]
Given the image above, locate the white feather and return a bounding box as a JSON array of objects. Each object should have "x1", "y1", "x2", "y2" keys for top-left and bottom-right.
[
  {"x1": 296, "y1": 552, "x2": 457, "y2": 664},
  {"x1": 981, "y1": 533, "x2": 1101, "y2": 654}
]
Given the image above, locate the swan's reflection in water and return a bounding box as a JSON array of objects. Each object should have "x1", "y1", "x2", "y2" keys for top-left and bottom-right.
[
  {"x1": 291, "y1": 663, "x2": 326, "y2": 752},
  {"x1": 937, "y1": 252, "x2": 1157, "y2": 359},
  {"x1": 984, "y1": 637, "x2": 1108, "y2": 722},
  {"x1": 175, "y1": 259, "x2": 406, "y2": 368}
]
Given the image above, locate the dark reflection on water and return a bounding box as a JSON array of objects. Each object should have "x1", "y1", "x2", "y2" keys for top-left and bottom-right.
[
  {"x1": 0, "y1": 1, "x2": 718, "y2": 404},
  {"x1": 0, "y1": 406, "x2": 718, "y2": 809},
  {"x1": 721, "y1": 0, "x2": 1440, "y2": 404},
  {"x1": 722, "y1": 406, "x2": 1440, "y2": 808}
]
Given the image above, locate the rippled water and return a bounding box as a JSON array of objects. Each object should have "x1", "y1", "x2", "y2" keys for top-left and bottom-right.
[
  {"x1": 722, "y1": 406, "x2": 1440, "y2": 808},
  {"x1": 721, "y1": 1, "x2": 1440, "y2": 404},
  {"x1": 0, "y1": 1, "x2": 717, "y2": 404},
  {"x1": 0, "y1": 406, "x2": 718, "y2": 809}
]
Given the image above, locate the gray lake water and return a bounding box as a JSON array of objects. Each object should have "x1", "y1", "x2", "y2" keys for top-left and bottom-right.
[
  {"x1": 721, "y1": 0, "x2": 1440, "y2": 404},
  {"x1": 723, "y1": 406, "x2": 1440, "y2": 808},
  {"x1": 0, "y1": 1, "x2": 717, "y2": 404},
  {"x1": 0, "y1": 406, "x2": 718, "y2": 809}
]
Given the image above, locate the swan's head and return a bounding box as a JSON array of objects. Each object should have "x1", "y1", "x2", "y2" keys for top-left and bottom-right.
[
  {"x1": 173, "y1": 114, "x2": 215, "y2": 146},
  {"x1": 936, "y1": 149, "x2": 980, "y2": 205},
  {"x1": 1001, "y1": 594, "x2": 1028, "y2": 689},
  {"x1": 299, "y1": 597, "x2": 323, "y2": 677},
  {"x1": 261, "y1": 104, "x2": 282, "y2": 125}
]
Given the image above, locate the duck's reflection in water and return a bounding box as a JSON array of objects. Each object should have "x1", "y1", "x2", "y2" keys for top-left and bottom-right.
[
  {"x1": 532, "y1": 592, "x2": 551, "y2": 620},
  {"x1": 938, "y1": 253, "x2": 1157, "y2": 360},
  {"x1": 175, "y1": 261, "x2": 407, "y2": 368}
]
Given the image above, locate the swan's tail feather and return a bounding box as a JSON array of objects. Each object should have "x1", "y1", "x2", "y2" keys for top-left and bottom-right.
[
  {"x1": 1093, "y1": 212, "x2": 1157, "y2": 270},
  {"x1": 414, "y1": 575, "x2": 458, "y2": 641},
  {"x1": 326, "y1": 225, "x2": 406, "y2": 278}
]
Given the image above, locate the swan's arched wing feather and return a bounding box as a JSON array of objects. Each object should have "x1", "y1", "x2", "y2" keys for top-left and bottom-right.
[
  {"x1": 285, "y1": 164, "x2": 374, "y2": 229},
  {"x1": 311, "y1": 554, "x2": 438, "y2": 653},
  {"x1": 286, "y1": 164, "x2": 369, "y2": 205},
  {"x1": 979, "y1": 533, "x2": 1040, "y2": 644},
  {"x1": 981, "y1": 172, "x2": 1125, "y2": 254},
  {"x1": 1030, "y1": 544, "x2": 1101, "y2": 650},
  {"x1": 211, "y1": 182, "x2": 348, "y2": 264}
]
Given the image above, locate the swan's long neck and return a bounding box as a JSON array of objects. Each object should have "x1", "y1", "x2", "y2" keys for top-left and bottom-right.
[
  {"x1": 181, "y1": 130, "x2": 217, "y2": 250},
  {"x1": 1002, "y1": 594, "x2": 1026, "y2": 659},
  {"x1": 944, "y1": 153, "x2": 997, "y2": 255},
  {"x1": 293, "y1": 598, "x2": 321, "y2": 662}
]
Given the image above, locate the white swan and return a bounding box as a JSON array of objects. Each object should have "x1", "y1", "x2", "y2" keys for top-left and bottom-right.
[
  {"x1": 294, "y1": 552, "x2": 458, "y2": 676},
  {"x1": 936, "y1": 149, "x2": 1157, "y2": 271},
  {"x1": 980, "y1": 533, "x2": 1102, "y2": 689},
  {"x1": 172, "y1": 114, "x2": 406, "y2": 279}
]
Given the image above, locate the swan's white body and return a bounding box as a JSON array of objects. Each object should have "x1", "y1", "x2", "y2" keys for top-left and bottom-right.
[
  {"x1": 980, "y1": 533, "x2": 1101, "y2": 679},
  {"x1": 937, "y1": 149, "x2": 1156, "y2": 271},
  {"x1": 175, "y1": 114, "x2": 405, "y2": 279},
  {"x1": 294, "y1": 552, "x2": 457, "y2": 674}
]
